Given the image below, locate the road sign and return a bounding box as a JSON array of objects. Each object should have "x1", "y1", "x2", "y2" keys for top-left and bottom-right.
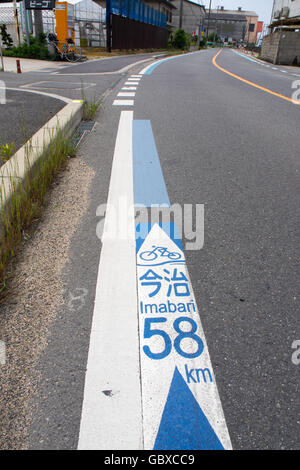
[{"x1": 24, "y1": 0, "x2": 55, "y2": 9}]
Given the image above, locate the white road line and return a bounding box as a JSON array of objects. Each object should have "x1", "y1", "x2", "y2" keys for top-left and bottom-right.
[
  {"x1": 20, "y1": 81, "x2": 96, "y2": 90},
  {"x1": 124, "y1": 81, "x2": 139, "y2": 86},
  {"x1": 118, "y1": 92, "x2": 136, "y2": 97},
  {"x1": 113, "y1": 99, "x2": 134, "y2": 106},
  {"x1": 78, "y1": 111, "x2": 143, "y2": 450},
  {"x1": 131, "y1": 75, "x2": 142, "y2": 78},
  {"x1": 127, "y1": 77, "x2": 141, "y2": 81},
  {"x1": 122, "y1": 86, "x2": 137, "y2": 90},
  {"x1": 231, "y1": 50, "x2": 300, "y2": 79},
  {"x1": 0, "y1": 86, "x2": 71, "y2": 103}
]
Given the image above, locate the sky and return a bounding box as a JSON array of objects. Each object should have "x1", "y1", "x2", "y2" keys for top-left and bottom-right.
[{"x1": 200, "y1": 0, "x2": 274, "y2": 24}]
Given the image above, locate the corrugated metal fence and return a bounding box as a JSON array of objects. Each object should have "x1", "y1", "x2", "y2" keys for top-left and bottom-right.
[
  {"x1": 108, "y1": 0, "x2": 167, "y2": 50},
  {"x1": 111, "y1": 0, "x2": 166, "y2": 28},
  {"x1": 112, "y1": 14, "x2": 167, "y2": 49}
]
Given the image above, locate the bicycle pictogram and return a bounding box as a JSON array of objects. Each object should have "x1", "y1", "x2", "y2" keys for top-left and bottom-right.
[{"x1": 139, "y1": 246, "x2": 182, "y2": 262}]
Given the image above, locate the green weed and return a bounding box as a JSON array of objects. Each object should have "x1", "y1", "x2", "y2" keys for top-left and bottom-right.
[{"x1": 0, "y1": 127, "x2": 76, "y2": 288}]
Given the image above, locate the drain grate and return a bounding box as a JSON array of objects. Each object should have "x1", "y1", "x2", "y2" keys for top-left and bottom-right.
[{"x1": 71, "y1": 121, "x2": 95, "y2": 148}]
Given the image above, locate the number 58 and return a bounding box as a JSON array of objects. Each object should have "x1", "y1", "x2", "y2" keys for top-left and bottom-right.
[{"x1": 143, "y1": 316, "x2": 204, "y2": 360}]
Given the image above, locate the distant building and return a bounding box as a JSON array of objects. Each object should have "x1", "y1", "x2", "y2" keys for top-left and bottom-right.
[
  {"x1": 261, "y1": 0, "x2": 300, "y2": 65},
  {"x1": 171, "y1": 0, "x2": 205, "y2": 36},
  {"x1": 204, "y1": 10, "x2": 247, "y2": 44},
  {"x1": 206, "y1": 6, "x2": 258, "y2": 44}
]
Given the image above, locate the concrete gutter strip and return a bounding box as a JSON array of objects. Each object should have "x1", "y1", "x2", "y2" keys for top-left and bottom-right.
[{"x1": 0, "y1": 101, "x2": 83, "y2": 211}]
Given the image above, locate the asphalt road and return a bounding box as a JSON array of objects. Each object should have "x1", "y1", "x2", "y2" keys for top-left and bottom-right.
[
  {"x1": 0, "y1": 90, "x2": 65, "y2": 158},
  {"x1": 1, "y1": 48, "x2": 299, "y2": 450},
  {"x1": 56, "y1": 52, "x2": 164, "y2": 74},
  {"x1": 133, "y1": 49, "x2": 300, "y2": 449},
  {"x1": 0, "y1": 53, "x2": 162, "y2": 154}
]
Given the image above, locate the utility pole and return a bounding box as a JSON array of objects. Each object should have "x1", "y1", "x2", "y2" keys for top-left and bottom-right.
[
  {"x1": 34, "y1": 10, "x2": 44, "y2": 40},
  {"x1": 206, "y1": 0, "x2": 212, "y2": 41},
  {"x1": 216, "y1": 5, "x2": 220, "y2": 43},
  {"x1": 106, "y1": 0, "x2": 112, "y2": 52},
  {"x1": 22, "y1": 1, "x2": 30, "y2": 46},
  {"x1": 179, "y1": 0, "x2": 183, "y2": 29},
  {"x1": 13, "y1": 0, "x2": 21, "y2": 46},
  {"x1": 197, "y1": 1, "x2": 205, "y2": 48},
  {"x1": 198, "y1": 12, "x2": 203, "y2": 48}
]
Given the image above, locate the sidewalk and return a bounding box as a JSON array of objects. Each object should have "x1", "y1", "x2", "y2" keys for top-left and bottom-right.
[{"x1": 1, "y1": 56, "x2": 68, "y2": 73}]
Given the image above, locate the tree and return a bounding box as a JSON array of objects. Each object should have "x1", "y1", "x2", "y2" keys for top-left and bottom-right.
[
  {"x1": 173, "y1": 29, "x2": 189, "y2": 50},
  {"x1": 199, "y1": 36, "x2": 207, "y2": 48},
  {"x1": 0, "y1": 24, "x2": 13, "y2": 49},
  {"x1": 208, "y1": 32, "x2": 218, "y2": 42}
]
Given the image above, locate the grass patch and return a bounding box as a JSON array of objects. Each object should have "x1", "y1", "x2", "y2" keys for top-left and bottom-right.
[
  {"x1": 0, "y1": 128, "x2": 76, "y2": 290},
  {"x1": 164, "y1": 49, "x2": 189, "y2": 57},
  {"x1": 82, "y1": 98, "x2": 100, "y2": 121},
  {"x1": 80, "y1": 83, "x2": 101, "y2": 121},
  {"x1": 0, "y1": 141, "x2": 16, "y2": 163},
  {"x1": 2, "y1": 33, "x2": 52, "y2": 60}
]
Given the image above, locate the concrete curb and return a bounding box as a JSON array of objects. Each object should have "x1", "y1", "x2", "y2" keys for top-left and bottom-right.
[
  {"x1": 52, "y1": 54, "x2": 166, "y2": 76},
  {"x1": 0, "y1": 100, "x2": 83, "y2": 211}
]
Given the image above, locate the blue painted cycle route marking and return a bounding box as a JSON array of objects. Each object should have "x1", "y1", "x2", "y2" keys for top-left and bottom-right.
[
  {"x1": 133, "y1": 120, "x2": 170, "y2": 207},
  {"x1": 132, "y1": 117, "x2": 231, "y2": 450},
  {"x1": 142, "y1": 54, "x2": 194, "y2": 75}
]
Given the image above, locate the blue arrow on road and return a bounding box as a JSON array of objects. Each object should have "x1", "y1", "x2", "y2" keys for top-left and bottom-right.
[{"x1": 154, "y1": 367, "x2": 224, "y2": 450}]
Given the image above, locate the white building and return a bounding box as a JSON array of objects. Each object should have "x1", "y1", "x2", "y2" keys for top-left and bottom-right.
[{"x1": 271, "y1": 0, "x2": 300, "y2": 22}]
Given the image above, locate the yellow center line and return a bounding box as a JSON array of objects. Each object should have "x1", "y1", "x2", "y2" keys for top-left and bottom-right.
[{"x1": 212, "y1": 49, "x2": 300, "y2": 106}]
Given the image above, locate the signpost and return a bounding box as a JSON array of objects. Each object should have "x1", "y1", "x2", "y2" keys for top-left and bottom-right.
[
  {"x1": 12, "y1": 0, "x2": 21, "y2": 46},
  {"x1": 23, "y1": 0, "x2": 55, "y2": 43},
  {"x1": 0, "y1": 36, "x2": 4, "y2": 72}
]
